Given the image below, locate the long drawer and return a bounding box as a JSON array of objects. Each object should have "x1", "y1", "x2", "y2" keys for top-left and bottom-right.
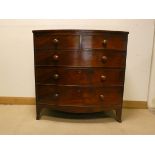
[
  {"x1": 36, "y1": 85, "x2": 123, "y2": 107},
  {"x1": 35, "y1": 67, "x2": 125, "y2": 86},
  {"x1": 35, "y1": 50, "x2": 126, "y2": 67}
]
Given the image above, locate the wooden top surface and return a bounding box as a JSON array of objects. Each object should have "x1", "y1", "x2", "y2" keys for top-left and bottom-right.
[{"x1": 32, "y1": 29, "x2": 129, "y2": 34}]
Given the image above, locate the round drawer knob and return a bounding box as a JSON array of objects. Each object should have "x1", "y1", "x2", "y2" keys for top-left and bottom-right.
[
  {"x1": 52, "y1": 54, "x2": 59, "y2": 61},
  {"x1": 77, "y1": 89, "x2": 81, "y2": 93},
  {"x1": 102, "y1": 39, "x2": 107, "y2": 45},
  {"x1": 53, "y1": 93, "x2": 59, "y2": 98},
  {"x1": 100, "y1": 94, "x2": 104, "y2": 100},
  {"x1": 101, "y1": 56, "x2": 108, "y2": 63},
  {"x1": 53, "y1": 38, "x2": 59, "y2": 44},
  {"x1": 101, "y1": 75, "x2": 106, "y2": 81},
  {"x1": 78, "y1": 70, "x2": 82, "y2": 74},
  {"x1": 53, "y1": 74, "x2": 59, "y2": 80},
  {"x1": 101, "y1": 55, "x2": 108, "y2": 63}
]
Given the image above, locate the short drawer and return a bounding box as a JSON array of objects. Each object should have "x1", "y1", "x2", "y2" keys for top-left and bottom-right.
[
  {"x1": 34, "y1": 34, "x2": 80, "y2": 50},
  {"x1": 35, "y1": 67, "x2": 125, "y2": 86},
  {"x1": 36, "y1": 85, "x2": 123, "y2": 107},
  {"x1": 82, "y1": 33, "x2": 128, "y2": 50},
  {"x1": 35, "y1": 50, "x2": 126, "y2": 68}
]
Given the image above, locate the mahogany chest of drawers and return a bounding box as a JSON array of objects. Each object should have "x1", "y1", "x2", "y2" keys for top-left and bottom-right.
[{"x1": 32, "y1": 29, "x2": 129, "y2": 122}]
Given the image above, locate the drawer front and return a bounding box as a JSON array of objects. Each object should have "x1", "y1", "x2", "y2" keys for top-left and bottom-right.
[
  {"x1": 36, "y1": 85, "x2": 123, "y2": 107},
  {"x1": 36, "y1": 67, "x2": 125, "y2": 86},
  {"x1": 35, "y1": 50, "x2": 126, "y2": 67},
  {"x1": 34, "y1": 34, "x2": 80, "y2": 50},
  {"x1": 82, "y1": 34, "x2": 128, "y2": 50}
]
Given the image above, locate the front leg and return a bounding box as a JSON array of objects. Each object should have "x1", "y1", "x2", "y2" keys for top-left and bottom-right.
[
  {"x1": 115, "y1": 108, "x2": 122, "y2": 123},
  {"x1": 36, "y1": 106, "x2": 42, "y2": 120}
]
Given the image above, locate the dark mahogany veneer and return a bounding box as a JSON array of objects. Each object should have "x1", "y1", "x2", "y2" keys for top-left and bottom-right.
[{"x1": 32, "y1": 29, "x2": 129, "y2": 122}]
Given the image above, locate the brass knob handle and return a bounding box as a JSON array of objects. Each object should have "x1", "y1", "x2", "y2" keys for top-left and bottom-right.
[
  {"x1": 101, "y1": 56, "x2": 108, "y2": 63},
  {"x1": 53, "y1": 38, "x2": 59, "y2": 44},
  {"x1": 53, "y1": 74, "x2": 59, "y2": 80},
  {"x1": 52, "y1": 54, "x2": 59, "y2": 61},
  {"x1": 101, "y1": 75, "x2": 106, "y2": 81},
  {"x1": 100, "y1": 94, "x2": 104, "y2": 100}
]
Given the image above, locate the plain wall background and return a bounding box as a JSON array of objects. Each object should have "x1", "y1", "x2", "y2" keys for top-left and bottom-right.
[
  {"x1": 0, "y1": 19, "x2": 154, "y2": 104},
  {"x1": 148, "y1": 23, "x2": 155, "y2": 108}
]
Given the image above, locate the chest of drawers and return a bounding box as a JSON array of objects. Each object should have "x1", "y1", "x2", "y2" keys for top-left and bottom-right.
[{"x1": 32, "y1": 30, "x2": 129, "y2": 122}]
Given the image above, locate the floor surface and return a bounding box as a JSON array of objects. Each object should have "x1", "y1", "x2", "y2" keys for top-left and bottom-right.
[{"x1": 0, "y1": 105, "x2": 155, "y2": 135}]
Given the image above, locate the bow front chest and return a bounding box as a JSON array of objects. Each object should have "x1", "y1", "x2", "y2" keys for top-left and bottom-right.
[{"x1": 32, "y1": 29, "x2": 129, "y2": 122}]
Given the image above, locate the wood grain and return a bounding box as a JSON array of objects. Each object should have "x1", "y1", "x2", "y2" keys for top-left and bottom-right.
[{"x1": 33, "y1": 29, "x2": 129, "y2": 121}]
